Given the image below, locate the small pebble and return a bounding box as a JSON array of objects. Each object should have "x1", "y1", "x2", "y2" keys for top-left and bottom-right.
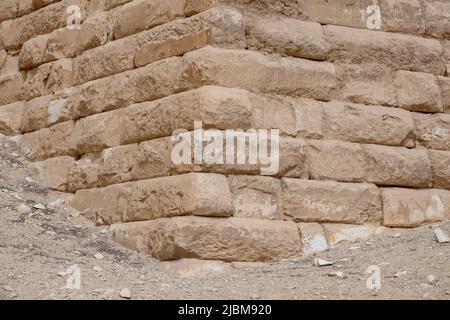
[
  {"x1": 119, "y1": 288, "x2": 131, "y2": 299},
  {"x1": 94, "y1": 253, "x2": 104, "y2": 260}
]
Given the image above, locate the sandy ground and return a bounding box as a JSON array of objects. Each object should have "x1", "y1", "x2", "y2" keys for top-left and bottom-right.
[{"x1": 0, "y1": 134, "x2": 449, "y2": 300}]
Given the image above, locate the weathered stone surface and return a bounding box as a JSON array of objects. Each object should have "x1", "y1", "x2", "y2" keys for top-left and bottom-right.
[
  {"x1": 73, "y1": 36, "x2": 137, "y2": 85},
  {"x1": 20, "y1": 121, "x2": 77, "y2": 161},
  {"x1": 72, "y1": 173, "x2": 234, "y2": 224},
  {"x1": 1, "y1": 0, "x2": 88, "y2": 50},
  {"x1": 180, "y1": 46, "x2": 337, "y2": 101},
  {"x1": 79, "y1": 11, "x2": 113, "y2": 51},
  {"x1": 394, "y1": 70, "x2": 443, "y2": 113},
  {"x1": 161, "y1": 258, "x2": 233, "y2": 278},
  {"x1": 429, "y1": 150, "x2": 450, "y2": 190},
  {"x1": 111, "y1": 216, "x2": 302, "y2": 262},
  {"x1": 228, "y1": 175, "x2": 282, "y2": 220},
  {"x1": 305, "y1": 140, "x2": 367, "y2": 183},
  {"x1": 321, "y1": 100, "x2": 415, "y2": 146},
  {"x1": 31, "y1": 156, "x2": 75, "y2": 191},
  {"x1": 382, "y1": 188, "x2": 450, "y2": 227},
  {"x1": 438, "y1": 76, "x2": 450, "y2": 114},
  {"x1": 135, "y1": 7, "x2": 245, "y2": 68},
  {"x1": 336, "y1": 63, "x2": 397, "y2": 107},
  {"x1": 324, "y1": 25, "x2": 446, "y2": 75},
  {"x1": 250, "y1": 95, "x2": 323, "y2": 139},
  {"x1": 282, "y1": 178, "x2": 382, "y2": 224},
  {"x1": 21, "y1": 59, "x2": 73, "y2": 100},
  {"x1": 0, "y1": 101, "x2": 25, "y2": 135},
  {"x1": 112, "y1": 0, "x2": 186, "y2": 40},
  {"x1": 363, "y1": 144, "x2": 432, "y2": 188},
  {"x1": 422, "y1": 0, "x2": 450, "y2": 39},
  {"x1": 20, "y1": 95, "x2": 53, "y2": 133},
  {"x1": 247, "y1": 16, "x2": 329, "y2": 61},
  {"x1": 414, "y1": 113, "x2": 450, "y2": 151},
  {"x1": 19, "y1": 28, "x2": 81, "y2": 70},
  {"x1": 0, "y1": 72, "x2": 25, "y2": 106},
  {"x1": 68, "y1": 153, "x2": 100, "y2": 192},
  {"x1": 297, "y1": 223, "x2": 328, "y2": 256},
  {"x1": 322, "y1": 224, "x2": 377, "y2": 247}
]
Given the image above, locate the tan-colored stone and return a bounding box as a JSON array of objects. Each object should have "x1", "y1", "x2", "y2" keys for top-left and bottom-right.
[
  {"x1": 20, "y1": 121, "x2": 77, "y2": 161},
  {"x1": 414, "y1": 113, "x2": 450, "y2": 151},
  {"x1": 438, "y1": 76, "x2": 450, "y2": 114},
  {"x1": 180, "y1": 46, "x2": 337, "y2": 101},
  {"x1": 31, "y1": 156, "x2": 75, "y2": 191},
  {"x1": 20, "y1": 95, "x2": 53, "y2": 133},
  {"x1": 72, "y1": 173, "x2": 234, "y2": 225},
  {"x1": 1, "y1": 0, "x2": 88, "y2": 50},
  {"x1": 394, "y1": 70, "x2": 443, "y2": 113},
  {"x1": 297, "y1": 223, "x2": 328, "y2": 256},
  {"x1": 282, "y1": 178, "x2": 382, "y2": 224},
  {"x1": 305, "y1": 140, "x2": 367, "y2": 182},
  {"x1": 161, "y1": 258, "x2": 233, "y2": 278},
  {"x1": 324, "y1": 25, "x2": 445, "y2": 75},
  {"x1": 363, "y1": 144, "x2": 432, "y2": 188},
  {"x1": 228, "y1": 175, "x2": 282, "y2": 220},
  {"x1": 422, "y1": 0, "x2": 450, "y2": 39},
  {"x1": 250, "y1": 95, "x2": 323, "y2": 139},
  {"x1": 135, "y1": 7, "x2": 245, "y2": 68},
  {"x1": 80, "y1": 11, "x2": 114, "y2": 51},
  {"x1": 322, "y1": 224, "x2": 377, "y2": 247},
  {"x1": 0, "y1": 101, "x2": 26, "y2": 135},
  {"x1": 382, "y1": 188, "x2": 450, "y2": 227},
  {"x1": 322, "y1": 100, "x2": 415, "y2": 146},
  {"x1": 0, "y1": 72, "x2": 25, "y2": 106},
  {"x1": 429, "y1": 150, "x2": 450, "y2": 190},
  {"x1": 68, "y1": 153, "x2": 100, "y2": 192},
  {"x1": 247, "y1": 16, "x2": 329, "y2": 61},
  {"x1": 73, "y1": 36, "x2": 137, "y2": 85},
  {"x1": 19, "y1": 28, "x2": 81, "y2": 70},
  {"x1": 111, "y1": 216, "x2": 302, "y2": 262}
]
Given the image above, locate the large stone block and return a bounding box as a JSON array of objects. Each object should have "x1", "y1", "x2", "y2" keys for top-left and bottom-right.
[
  {"x1": 19, "y1": 28, "x2": 81, "y2": 70},
  {"x1": 305, "y1": 140, "x2": 367, "y2": 182},
  {"x1": 382, "y1": 188, "x2": 450, "y2": 227},
  {"x1": 180, "y1": 46, "x2": 337, "y2": 101},
  {"x1": 282, "y1": 178, "x2": 382, "y2": 224},
  {"x1": 31, "y1": 156, "x2": 75, "y2": 191},
  {"x1": 111, "y1": 216, "x2": 302, "y2": 262},
  {"x1": 363, "y1": 144, "x2": 432, "y2": 188},
  {"x1": 297, "y1": 223, "x2": 328, "y2": 256},
  {"x1": 247, "y1": 16, "x2": 329, "y2": 61},
  {"x1": 429, "y1": 150, "x2": 450, "y2": 190},
  {"x1": 0, "y1": 101, "x2": 25, "y2": 135},
  {"x1": 1, "y1": 0, "x2": 88, "y2": 50},
  {"x1": 324, "y1": 25, "x2": 446, "y2": 75},
  {"x1": 20, "y1": 120, "x2": 77, "y2": 161},
  {"x1": 321, "y1": 100, "x2": 415, "y2": 146},
  {"x1": 134, "y1": 7, "x2": 245, "y2": 68},
  {"x1": 394, "y1": 70, "x2": 443, "y2": 113},
  {"x1": 0, "y1": 72, "x2": 25, "y2": 106},
  {"x1": 322, "y1": 224, "x2": 377, "y2": 247},
  {"x1": 438, "y1": 76, "x2": 450, "y2": 114},
  {"x1": 72, "y1": 173, "x2": 234, "y2": 224},
  {"x1": 228, "y1": 175, "x2": 282, "y2": 220},
  {"x1": 414, "y1": 113, "x2": 450, "y2": 151},
  {"x1": 250, "y1": 95, "x2": 323, "y2": 139}
]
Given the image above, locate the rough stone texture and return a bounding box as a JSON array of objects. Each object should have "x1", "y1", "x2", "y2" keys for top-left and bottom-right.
[
  {"x1": 414, "y1": 113, "x2": 450, "y2": 151},
  {"x1": 111, "y1": 216, "x2": 302, "y2": 262},
  {"x1": 382, "y1": 188, "x2": 450, "y2": 227},
  {"x1": 246, "y1": 16, "x2": 329, "y2": 61},
  {"x1": 429, "y1": 150, "x2": 450, "y2": 190},
  {"x1": 305, "y1": 140, "x2": 367, "y2": 183},
  {"x1": 394, "y1": 70, "x2": 443, "y2": 113},
  {"x1": 0, "y1": 72, "x2": 25, "y2": 106},
  {"x1": 324, "y1": 25, "x2": 445, "y2": 76},
  {"x1": 282, "y1": 179, "x2": 382, "y2": 224},
  {"x1": 180, "y1": 46, "x2": 337, "y2": 101},
  {"x1": 363, "y1": 144, "x2": 433, "y2": 188},
  {"x1": 228, "y1": 175, "x2": 282, "y2": 220},
  {"x1": 31, "y1": 156, "x2": 75, "y2": 191},
  {"x1": 72, "y1": 173, "x2": 234, "y2": 225},
  {"x1": 321, "y1": 100, "x2": 415, "y2": 146},
  {"x1": 0, "y1": 101, "x2": 25, "y2": 135},
  {"x1": 438, "y1": 76, "x2": 450, "y2": 114},
  {"x1": 322, "y1": 224, "x2": 377, "y2": 247},
  {"x1": 297, "y1": 223, "x2": 328, "y2": 256}
]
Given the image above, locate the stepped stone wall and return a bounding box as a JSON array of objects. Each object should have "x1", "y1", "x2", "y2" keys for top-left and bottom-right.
[{"x1": 1, "y1": 0, "x2": 450, "y2": 262}]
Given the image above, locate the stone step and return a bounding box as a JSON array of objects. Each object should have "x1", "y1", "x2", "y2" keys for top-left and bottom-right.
[
  {"x1": 110, "y1": 216, "x2": 302, "y2": 262},
  {"x1": 71, "y1": 172, "x2": 234, "y2": 225}
]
